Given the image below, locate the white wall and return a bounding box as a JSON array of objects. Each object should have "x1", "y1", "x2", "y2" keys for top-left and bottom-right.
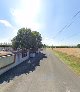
[
  {"x1": 0, "y1": 55, "x2": 14, "y2": 69},
  {"x1": 0, "y1": 51, "x2": 29, "y2": 75}
]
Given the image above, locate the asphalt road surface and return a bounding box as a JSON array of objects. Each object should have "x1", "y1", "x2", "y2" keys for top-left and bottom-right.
[{"x1": 0, "y1": 49, "x2": 80, "y2": 92}]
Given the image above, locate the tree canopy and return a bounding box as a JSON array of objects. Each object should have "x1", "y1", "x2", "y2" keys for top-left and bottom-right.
[
  {"x1": 77, "y1": 44, "x2": 80, "y2": 48},
  {"x1": 11, "y1": 28, "x2": 42, "y2": 50}
]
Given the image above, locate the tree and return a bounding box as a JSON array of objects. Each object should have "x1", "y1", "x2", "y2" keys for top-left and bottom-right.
[
  {"x1": 31, "y1": 31, "x2": 42, "y2": 49},
  {"x1": 77, "y1": 44, "x2": 80, "y2": 48},
  {"x1": 43, "y1": 44, "x2": 46, "y2": 48},
  {"x1": 11, "y1": 28, "x2": 42, "y2": 50},
  {"x1": 11, "y1": 36, "x2": 19, "y2": 49},
  {"x1": 12, "y1": 28, "x2": 32, "y2": 49}
]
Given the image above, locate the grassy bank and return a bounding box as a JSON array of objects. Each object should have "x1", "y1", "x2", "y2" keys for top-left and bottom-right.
[{"x1": 53, "y1": 50, "x2": 80, "y2": 75}]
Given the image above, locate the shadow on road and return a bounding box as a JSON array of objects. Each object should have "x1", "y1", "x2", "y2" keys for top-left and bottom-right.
[{"x1": 0, "y1": 52, "x2": 47, "y2": 84}]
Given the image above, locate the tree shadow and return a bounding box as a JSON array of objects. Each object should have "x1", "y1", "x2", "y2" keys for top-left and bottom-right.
[{"x1": 0, "y1": 52, "x2": 47, "y2": 84}]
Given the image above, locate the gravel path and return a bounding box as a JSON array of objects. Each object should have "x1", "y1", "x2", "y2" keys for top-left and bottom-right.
[{"x1": 0, "y1": 49, "x2": 80, "y2": 92}]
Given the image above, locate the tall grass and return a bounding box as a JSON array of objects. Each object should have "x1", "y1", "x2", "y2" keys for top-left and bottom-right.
[{"x1": 53, "y1": 50, "x2": 80, "y2": 75}]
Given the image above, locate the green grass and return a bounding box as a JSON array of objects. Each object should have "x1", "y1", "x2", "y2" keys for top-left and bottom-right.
[{"x1": 53, "y1": 50, "x2": 80, "y2": 75}]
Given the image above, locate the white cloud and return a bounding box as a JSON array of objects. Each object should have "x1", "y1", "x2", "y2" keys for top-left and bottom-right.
[
  {"x1": 0, "y1": 0, "x2": 43, "y2": 43},
  {"x1": 0, "y1": 20, "x2": 13, "y2": 28},
  {"x1": 0, "y1": 29, "x2": 18, "y2": 43},
  {"x1": 0, "y1": 19, "x2": 16, "y2": 43},
  {"x1": 11, "y1": 0, "x2": 42, "y2": 31}
]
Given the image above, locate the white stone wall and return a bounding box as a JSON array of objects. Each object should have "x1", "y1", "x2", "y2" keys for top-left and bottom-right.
[
  {"x1": 0, "y1": 55, "x2": 14, "y2": 69},
  {"x1": 0, "y1": 51, "x2": 29, "y2": 75}
]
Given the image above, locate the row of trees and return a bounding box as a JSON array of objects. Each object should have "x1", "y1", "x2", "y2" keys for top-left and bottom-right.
[
  {"x1": 11, "y1": 28, "x2": 42, "y2": 50},
  {"x1": 77, "y1": 44, "x2": 80, "y2": 48},
  {"x1": 43, "y1": 44, "x2": 80, "y2": 48},
  {"x1": 0, "y1": 43, "x2": 12, "y2": 47}
]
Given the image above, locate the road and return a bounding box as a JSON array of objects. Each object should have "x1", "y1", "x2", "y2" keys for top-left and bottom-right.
[{"x1": 0, "y1": 49, "x2": 80, "y2": 92}]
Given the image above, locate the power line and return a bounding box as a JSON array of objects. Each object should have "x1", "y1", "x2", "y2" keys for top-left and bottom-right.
[
  {"x1": 58, "y1": 15, "x2": 80, "y2": 42},
  {"x1": 72, "y1": 11, "x2": 80, "y2": 19},
  {"x1": 60, "y1": 32, "x2": 80, "y2": 42},
  {"x1": 53, "y1": 10, "x2": 80, "y2": 39},
  {"x1": 53, "y1": 25, "x2": 67, "y2": 39}
]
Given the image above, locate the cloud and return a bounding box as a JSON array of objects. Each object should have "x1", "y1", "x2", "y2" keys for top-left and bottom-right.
[
  {"x1": 0, "y1": 0, "x2": 44, "y2": 43},
  {"x1": 0, "y1": 28, "x2": 18, "y2": 43},
  {"x1": 11, "y1": 0, "x2": 42, "y2": 31},
  {"x1": 0, "y1": 20, "x2": 13, "y2": 28}
]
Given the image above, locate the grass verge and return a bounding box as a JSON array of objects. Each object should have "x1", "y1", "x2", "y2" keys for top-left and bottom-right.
[{"x1": 53, "y1": 50, "x2": 80, "y2": 75}]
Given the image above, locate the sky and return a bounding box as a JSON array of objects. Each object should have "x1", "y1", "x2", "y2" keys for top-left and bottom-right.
[{"x1": 0, "y1": 0, "x2": 80, "y2": 46}]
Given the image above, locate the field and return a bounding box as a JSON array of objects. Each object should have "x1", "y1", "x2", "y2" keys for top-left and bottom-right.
[
  {"x1": 51, "y1": 48, "x2": 80, "y2": 75},
  {"x1": 53, "y1": 48, "x2": 80, "y2": 58}
]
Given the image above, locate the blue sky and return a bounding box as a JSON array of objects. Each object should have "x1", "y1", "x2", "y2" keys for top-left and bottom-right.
[{"x1": 0, "y1": 0, "x2": 80, "y2": 46}]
